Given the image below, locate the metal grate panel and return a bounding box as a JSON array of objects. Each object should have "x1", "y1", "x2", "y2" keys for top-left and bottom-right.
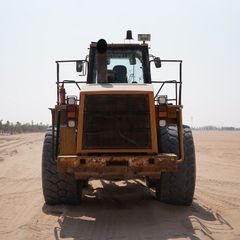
[{"x1": 82, "y1": 94, "x2": 152, "y2": 149}]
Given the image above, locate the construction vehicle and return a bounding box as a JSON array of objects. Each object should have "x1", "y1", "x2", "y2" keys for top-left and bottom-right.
[{"x1": 42, "y1": 31, "x2": 196, "y2": 205}]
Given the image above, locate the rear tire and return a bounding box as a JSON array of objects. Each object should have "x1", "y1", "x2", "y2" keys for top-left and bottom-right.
[
  {"x1": 156, "y1": 125, "x2": 196, "y2": 206},
  {"x1": 82, "y1": 179, "x2": 89, "y2": 188},
  {"x1": 42, "y1": 133, "x2": 82, "y2": 205}
]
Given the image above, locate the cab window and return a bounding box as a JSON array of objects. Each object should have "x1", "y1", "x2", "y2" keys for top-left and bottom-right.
[{"x1": 91, "y1": 48, "x2": 146, "y2": 84}]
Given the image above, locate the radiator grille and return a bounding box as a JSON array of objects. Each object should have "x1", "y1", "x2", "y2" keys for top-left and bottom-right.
[{"x1": 82, "y1": 94, "x2": 152, "y2": 150}]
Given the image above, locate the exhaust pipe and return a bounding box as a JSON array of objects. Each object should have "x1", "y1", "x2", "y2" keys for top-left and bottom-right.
[{"x1": 96, "y1": 39, "x2": 108, "y2": 83}]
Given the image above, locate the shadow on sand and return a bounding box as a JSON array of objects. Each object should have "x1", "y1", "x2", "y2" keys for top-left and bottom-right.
[{"x1": 42, "y1": 180, "x2": 232, "y2": 240}]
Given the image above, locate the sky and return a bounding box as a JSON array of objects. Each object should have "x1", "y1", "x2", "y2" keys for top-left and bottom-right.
[{"x1": 0, "y1": 0, "x2": 239, "y2": 127}]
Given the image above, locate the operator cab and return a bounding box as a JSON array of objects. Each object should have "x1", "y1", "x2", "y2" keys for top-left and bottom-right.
[{"x1": 87, "y1": 44, "x2": 152, "y2": 84}]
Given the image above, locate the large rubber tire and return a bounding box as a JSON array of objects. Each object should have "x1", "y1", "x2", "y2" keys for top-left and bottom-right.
[
  {"x1": 82, "y1": 179, "x2": 89, "y2": 188},
  {"x1": 42, "y1": 133, "x2": 82, "y2": 205},
  {"x1": 145, "y1": 176, "x2": 157, "y2": 188},
  {"x1": 156, "y1": 124, "x2": 196, "y2": 206}
]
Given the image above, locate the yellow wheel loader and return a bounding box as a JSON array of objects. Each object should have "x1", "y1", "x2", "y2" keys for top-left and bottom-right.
[{"x1": 42, "y1": 32, "x2": 196, "y2": 205}]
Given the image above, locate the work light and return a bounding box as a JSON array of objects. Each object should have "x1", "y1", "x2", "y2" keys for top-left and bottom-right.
[
  {"x1": 159, "y1": 120, "x2": 166, "y2": 127},
  {"x1": 67, "y1": 96, "x2": 76, "y2": 105},
  {"x1": 68, "y1": 120, "x2": 75, "y2": 128},
  {"x1": 158, "y1": 95, "x2": 167, "y2": 104}
]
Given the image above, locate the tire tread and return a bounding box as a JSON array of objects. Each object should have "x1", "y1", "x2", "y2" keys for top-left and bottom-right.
[
  {"x1": 42, "y1": 132, "x2": 81, "y2": 205},
  {"x1": 156, "y1": 124, "x2": 196, "y2": 206}
]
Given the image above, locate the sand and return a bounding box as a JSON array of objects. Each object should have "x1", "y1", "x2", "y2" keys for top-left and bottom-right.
[{"x1": 0, "y1": 131, "x2": 240, "y2": 239}]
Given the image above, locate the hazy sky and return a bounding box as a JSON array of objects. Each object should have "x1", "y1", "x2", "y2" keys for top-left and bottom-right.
[{"x1": 0, "y1": 0, "x2": 239, "y2": 127}]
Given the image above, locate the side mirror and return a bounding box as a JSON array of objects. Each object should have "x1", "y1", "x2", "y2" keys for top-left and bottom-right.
[
  {"x1": 76, "y1": 61, "x2": 84, "y2": 72},
  {"x1": 154, "y1": 57, "x2": 161, "y2": 68}
]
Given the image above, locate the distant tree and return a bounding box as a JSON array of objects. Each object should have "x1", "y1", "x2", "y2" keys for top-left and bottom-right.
[
  {"x1": 5, "y1": 121, "x2": 10, "y2": 133},
  {"x1": 192, "y1": 125, "x2": 239, "y2": 131},
  {"x1": 0, "y1": 120, "x2": 49, "y2": 135},
  {"x1": 15, "y1": 122, "x2": 22, "y2": 133}
]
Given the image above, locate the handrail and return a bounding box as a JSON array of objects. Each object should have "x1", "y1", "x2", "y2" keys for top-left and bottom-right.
[
  {"x1": 153, "y1": 60, "x2": 182, "y2": 105},
  {"x1": 161, "y1": 59, "x2": 182, "y2": 63},
  {"x1": 56, "y1": 60, "x2": 88, "y2": 105}
]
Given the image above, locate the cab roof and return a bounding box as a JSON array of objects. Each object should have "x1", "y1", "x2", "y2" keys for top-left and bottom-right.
[{"x1": 90, "y1": 42, "x2": 148, "y2": 48}]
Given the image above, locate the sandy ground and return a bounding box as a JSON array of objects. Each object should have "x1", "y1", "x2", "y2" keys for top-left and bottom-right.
[{"x1": 0, "y1": 131, "x2": 240, "y2": 240}]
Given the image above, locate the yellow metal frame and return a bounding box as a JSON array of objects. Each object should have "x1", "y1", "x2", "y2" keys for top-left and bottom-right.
[
  {"x1": 76, "y1": 91, "x2": 158, "y2": 154},
  {"x1": 177, "y1": 108, "x2": 185, "y2": 163}
]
